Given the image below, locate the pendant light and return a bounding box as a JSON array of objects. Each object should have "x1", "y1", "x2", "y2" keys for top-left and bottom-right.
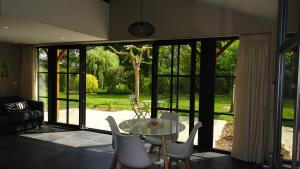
[{"x1": 128, "y1": 0, "x2": 155, "y2": 37}]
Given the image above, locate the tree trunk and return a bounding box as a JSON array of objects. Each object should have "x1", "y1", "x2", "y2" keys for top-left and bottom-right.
[{"x1": 134, "y1": 63, "x2": 140, "y2": 102}]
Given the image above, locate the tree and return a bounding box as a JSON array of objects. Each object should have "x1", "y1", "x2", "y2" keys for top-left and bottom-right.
[
  {"x1": 86, "y1": 47, "x2": 119, "y2": 91},
  {"x1": 109, "y1": 45, "x2": 152, "y2": 102}
]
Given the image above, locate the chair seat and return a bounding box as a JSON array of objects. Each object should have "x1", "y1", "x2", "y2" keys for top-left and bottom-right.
[{"x1": 167, "y1": 142, "x2": 189, "y2": 159}]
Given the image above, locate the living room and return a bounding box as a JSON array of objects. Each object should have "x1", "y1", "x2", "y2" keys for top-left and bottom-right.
[{"x1": 0, "y1": 0, "x2": 299, "y2": 169}]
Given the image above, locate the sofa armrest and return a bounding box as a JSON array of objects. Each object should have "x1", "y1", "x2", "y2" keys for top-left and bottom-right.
[{"x1": 26, "y1": 100, "x2": 44, "y2": 112}]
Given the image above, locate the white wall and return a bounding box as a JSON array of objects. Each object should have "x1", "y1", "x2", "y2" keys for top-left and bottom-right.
[
  {"x1": 109, "y1": 0, "x2": 278, "y2": 40},
  {"x1": 1, "y1": 0, "x2": 109, "y2": 39},
  {"x1": 0, "y1": 43, "x2": 22, "y2": 96}
]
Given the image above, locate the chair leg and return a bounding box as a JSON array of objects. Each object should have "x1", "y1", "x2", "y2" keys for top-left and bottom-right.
[
  {"x1": 168, "y1": 158, "x2": 172, "y2": 169},
  {"x1": 176, "y1": 160, "x2": 179, "y2": 169},
  {"x1": 157, "y1": 146, "x2": 161, "y2": 161},
  {"x1": 110, "y1": 153, "x2": 117, "y2": 169},
  {"x1": 184, "y1": 158, "x2": 191, "y2": 169},
  {"x1": 188, "y1": 158, "x2": 192, "y2": 169}
]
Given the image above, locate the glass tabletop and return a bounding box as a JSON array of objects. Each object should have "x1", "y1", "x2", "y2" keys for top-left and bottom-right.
[{"x1": 119, "y1": 118, "x2": 185, "y2": 136}]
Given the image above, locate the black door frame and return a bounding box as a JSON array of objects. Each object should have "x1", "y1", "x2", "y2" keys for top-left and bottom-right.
[{"x1": 47, "y1": 46, "x2": 86, "y2": 129}]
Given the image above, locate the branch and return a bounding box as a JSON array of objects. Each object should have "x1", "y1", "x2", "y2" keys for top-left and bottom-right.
[{"x1": 108, "y1": 46, "x2": 129, "y2": 56}]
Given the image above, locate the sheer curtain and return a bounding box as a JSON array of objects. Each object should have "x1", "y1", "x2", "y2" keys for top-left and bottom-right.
[
  {"x1": 231, "y1": 34, "x2": 273, "y2": 163},
  {"x1": 20, "y1": 47, "x2": 37, "y2": 100}
]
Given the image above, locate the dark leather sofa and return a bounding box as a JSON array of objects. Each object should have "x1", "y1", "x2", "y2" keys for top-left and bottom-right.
[{"x1": 0, "y1": 96, "x2": 44, "y2": 135}]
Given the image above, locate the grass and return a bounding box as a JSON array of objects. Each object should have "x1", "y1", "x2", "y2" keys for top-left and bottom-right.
[{"x1": 42, "y1": 93, "x2": 295, "y2": 127}]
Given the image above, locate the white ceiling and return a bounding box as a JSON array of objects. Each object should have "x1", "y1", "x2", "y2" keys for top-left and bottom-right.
[{"x1": 0, "y1": 15, "x2": 105, "y2": 45}]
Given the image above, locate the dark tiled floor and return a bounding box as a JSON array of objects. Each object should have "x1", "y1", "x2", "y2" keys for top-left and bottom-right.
[{"x1": 0, "y1": 126, "x2": 257, "y2": 169}]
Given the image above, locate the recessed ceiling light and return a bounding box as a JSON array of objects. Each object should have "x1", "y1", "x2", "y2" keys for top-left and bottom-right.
[
  {"x1": 2, "y1": 26, "x2": 8, "y2": 29},
  {"x1": 14, "y1": 40, "x2": 19, "y2": 43},
  {"x1": 36, "y1": 40, "x2": 40, "y2": 42},
  {"x1": 60, "y1": 37, "x2": 65, "y2": 40}
]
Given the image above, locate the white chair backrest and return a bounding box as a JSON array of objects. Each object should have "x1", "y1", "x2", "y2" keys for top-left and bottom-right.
[
  {"x1": 115, "y1": 133, "x2": 152, "y2": 168},
  {"x1": 105, "y1": 116, "x2": 120, "y2": 149},
  {"x1": 183, "y1": 122, "x2": 203, "y2": 158},
  {"x1": 106, "y1": 116, "x2": 120, "y2": 134}
]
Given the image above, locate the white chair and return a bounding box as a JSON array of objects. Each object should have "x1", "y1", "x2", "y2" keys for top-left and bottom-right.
[
  {"x1": 105, "y1": 116, "x2": 121, "y2": 169},
  {"x1": 145, "y1": 111, "x2": 179, "y2": 160},
  {"x1": 167, "y1": 122, "x2": 203, "y2": 169},
  {"x1": 114, "y1": 132, "x2": 156, "y2": 169}
]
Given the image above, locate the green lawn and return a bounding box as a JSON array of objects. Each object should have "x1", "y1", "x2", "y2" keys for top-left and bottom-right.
[{"x1": 43, "y1": 93, "x2": 295, "y2": 126}]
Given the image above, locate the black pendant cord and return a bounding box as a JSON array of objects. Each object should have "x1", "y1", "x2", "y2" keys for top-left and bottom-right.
[{"x1": 140, "y1": 0, "x2": 143, "y2": 22}]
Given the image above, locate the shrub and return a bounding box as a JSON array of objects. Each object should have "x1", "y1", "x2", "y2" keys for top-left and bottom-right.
[{"x1": 75, "y1": 74, "x2": 99, "y2": 93}]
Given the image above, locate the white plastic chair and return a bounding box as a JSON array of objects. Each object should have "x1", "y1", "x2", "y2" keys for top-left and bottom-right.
[
  {"x1": 106, "y1": 116, "x2": 121, "y2": 169},
  {"x1": 167, "y1": 122, "x2": 203, "y2": 169},
  {"x1": 115, "y1": 132, "x2": 156, "y2": 169},
  {"x1": 145, "y1": 111, "x2": 179, "y2": 160}
]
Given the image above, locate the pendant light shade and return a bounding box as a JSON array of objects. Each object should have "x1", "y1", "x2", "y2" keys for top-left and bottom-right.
[
  {"x1": 128, "y1": 21, "x2": 155, "y2": 37},
  {"x1": 128, "y1": 0, "x2": 155, "y2": 37}
]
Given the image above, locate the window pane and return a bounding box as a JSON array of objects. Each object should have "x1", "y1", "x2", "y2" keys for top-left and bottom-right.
[
  {"x1": 158, "y1": 46, "x2": 172, "y2": 75},
  {"x1": 69, "y1": 49, "x2": 80, "y2": 73},
  {"x1": 38, "y1": 73, "x2": 48, "y2": 97},
  {"x1": 281, "y1": 47, "x2": 297, "y2": 160},
  {"x1": 213, "y1": 114, "x2": 234, "y2": 151},
  {"x1": 69, "y1": 101, "x2": 79, "y2": 125},
  {"x1": 57, "y1": 49, "x2": 67, "y2": 73},
  {"x1": 179, "y1": 45, "x2": 191, "y2": 75},
  {"x1": 214, "y1": 77, "x2": 234, "y2": 113},
  {"x1": 69, "y1": 74, "x2": 79, "y2": 100},
  {"x1": 57, "y1": 101, "x2": 67, "y2": 123},
  {"x1": 38, "y1": 48, "x2": 48, "y2": 72},
  {"x1": 213, "y1": 39, "x2": 238, "y2": 151},
  {"x1": 196, "y1": 41, "x2": 201, "y2": 76},
  {"x1": 39, "y1": 97, "x2": 48, "y2": 122},
  {"x1": 58, "y1": 74, "x2": 67, "y2": 99},
  {"x1": 157, "y1": 76, "x2": 171, "y2": 109},
  {"x1": 177, "y1": 77, "x2": 190, "y2": 110}
]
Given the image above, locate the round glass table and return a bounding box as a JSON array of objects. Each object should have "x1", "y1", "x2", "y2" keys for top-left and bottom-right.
[{"x1": 119, "y1": 118, "x2": 185, "y2": 169}]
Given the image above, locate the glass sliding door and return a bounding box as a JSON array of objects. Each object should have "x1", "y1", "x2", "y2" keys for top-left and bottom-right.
[
  {"x1": 153, "y1": 42, "x2": 198, "y2": 144},
  {"x1": 56, "y1": 48, "x2": 81, "y2": 126}
]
